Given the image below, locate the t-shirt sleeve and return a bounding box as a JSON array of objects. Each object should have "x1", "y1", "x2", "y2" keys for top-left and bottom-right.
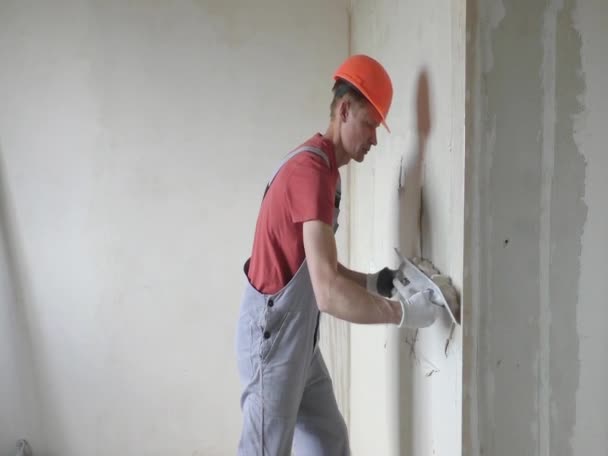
[{"x1": 287, "y1": 156, "x2": 334, "y2": 226}]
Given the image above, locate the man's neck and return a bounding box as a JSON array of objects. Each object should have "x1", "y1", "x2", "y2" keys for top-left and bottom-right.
[{"x1": 323, "y1": 122, "x2": 350, "y2": 168}]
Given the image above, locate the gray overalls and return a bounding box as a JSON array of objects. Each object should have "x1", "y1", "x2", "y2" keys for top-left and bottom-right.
[{"x1": 236, "y1": 146, "x2": 349, "y2": 455}]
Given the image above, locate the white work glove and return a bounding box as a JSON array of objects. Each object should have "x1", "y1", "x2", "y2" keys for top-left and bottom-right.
[
  {"x1": 366, "y1": 267, "x2": 398, "y2": 297},
  {"x1": 411, "y1": 257, "x2": 459, "y2": 320},
  {"x1": 393, "y1": 280, "x2": 438, "y2": 328}
]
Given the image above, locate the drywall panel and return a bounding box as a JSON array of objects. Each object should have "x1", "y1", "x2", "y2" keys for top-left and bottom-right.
[
  {"x1": 349, "y1": 1, "x2": 465, "y2": 454},
  {"x1": 0, "y1": 1, "x2": 348, "y2": 454},
  {"x1": 464, "y1": 0, "x2": 608, "y2": 454}
]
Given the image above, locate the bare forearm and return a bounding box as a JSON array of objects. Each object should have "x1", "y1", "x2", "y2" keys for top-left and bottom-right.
[
  {"x1": 337, "y1": 262, "x2": 367, "y2": 287},
  {"x1": 304, "y1": 221, "x2": 400, "y2": 325},
  {"x1": 318, "y1": 271, "x2": 401, "y2": 325}
]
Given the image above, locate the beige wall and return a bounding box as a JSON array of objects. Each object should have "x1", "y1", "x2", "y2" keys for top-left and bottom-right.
[
  {"x1": 0, "y1": 1, "x2": 347, "y2": 454},
  {"x1": 348, "y1": 1, "x2": 466, "y2": 455},
  {"x1": 2, "y1": 1, "x2": 606, "y2": 455}
]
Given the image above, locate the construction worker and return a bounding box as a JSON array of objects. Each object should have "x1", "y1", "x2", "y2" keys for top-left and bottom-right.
[{"x1": 235, "y1": 54, "x2": 438, "y2": 455}]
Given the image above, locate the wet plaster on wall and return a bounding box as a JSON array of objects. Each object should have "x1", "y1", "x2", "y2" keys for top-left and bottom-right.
[
  {"x1": 476, "y1": 1, "x2": 586, "y2": 455},
  {"x1": 479, "y1": 1, "x2": 545, "y2": 455}
]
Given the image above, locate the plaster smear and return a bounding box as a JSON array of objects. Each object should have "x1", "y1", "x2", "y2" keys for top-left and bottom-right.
[
  {"x1": 545, "y1": 1, "x2": 586, "y2": 454},
  {"x1": 479, "y1": 1, "x2": 545, "y2": 454}
]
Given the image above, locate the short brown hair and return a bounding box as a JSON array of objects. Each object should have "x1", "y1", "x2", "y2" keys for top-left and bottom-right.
[{"x1": 330, "y1": 79, "x2": 367, "y2": 118}]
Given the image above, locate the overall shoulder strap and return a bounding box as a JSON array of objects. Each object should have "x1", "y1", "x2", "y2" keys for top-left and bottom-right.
[{"x1": 263, "y1": 146, "x2": 331, "y2": 198}]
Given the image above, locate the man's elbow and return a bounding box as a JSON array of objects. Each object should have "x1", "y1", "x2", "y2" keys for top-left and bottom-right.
[{"x1": 312, "y1": 275, "x2": 337, "y2": 314}]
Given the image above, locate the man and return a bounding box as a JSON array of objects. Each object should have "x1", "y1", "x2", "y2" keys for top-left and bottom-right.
[{"x1": 236, "y1": 54, "x2": 438, "y2": 455}]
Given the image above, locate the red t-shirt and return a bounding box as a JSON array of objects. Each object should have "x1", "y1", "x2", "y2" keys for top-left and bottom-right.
[{"x1": 247, "y1": 133, "x2": 339, "y2": 294}]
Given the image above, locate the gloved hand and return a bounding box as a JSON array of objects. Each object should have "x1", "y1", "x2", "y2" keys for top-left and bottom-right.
[
  {"x1": 366, "y1": 267, "x2": 398, "y2": 297},
  {"x1": 411, "y1": 257, "x2": 459, "y2": 320},
  {"x1": 393, "y1": 280, "x2": 438, "y2": 328}
]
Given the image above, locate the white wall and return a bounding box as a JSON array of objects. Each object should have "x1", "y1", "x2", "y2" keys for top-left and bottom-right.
[
  {"x1": 464, "y1": 0, "x2": 608, "y2": 454},
  {"x1": 348, "y1": 1, "x2": 465, "y2": 455},
  {"x1": 0, "y1": 1, "x2": 347, "y2": 454},
  {"x1": 0, "y1": 160, "x2": 44, "y2": 456}
]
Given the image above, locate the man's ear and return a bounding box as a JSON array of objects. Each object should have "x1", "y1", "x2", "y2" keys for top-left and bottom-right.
[{"x1": 339, "y1": 99, "x2": 350, "y2": 122}]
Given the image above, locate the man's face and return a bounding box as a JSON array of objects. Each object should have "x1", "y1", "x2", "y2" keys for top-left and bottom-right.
[{"x1": 341, "y1": 100, "x2": 381, "y2": 163}]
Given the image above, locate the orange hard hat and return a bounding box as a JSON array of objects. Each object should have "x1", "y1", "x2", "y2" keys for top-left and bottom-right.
[{"x1": 333, "y1": 54, "x2": 393, "y2": 132}]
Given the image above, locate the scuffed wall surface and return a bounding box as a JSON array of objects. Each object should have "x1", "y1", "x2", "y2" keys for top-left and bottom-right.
[
  {"x1": 466, "y1": 0, "x2": 607, "y2": 454},
  {"x1": 0, "y1": 1, "x2": 348, "y2": 454},
  {"x1": 349, "y1": 1, "x2": 465, "y2": 454}
]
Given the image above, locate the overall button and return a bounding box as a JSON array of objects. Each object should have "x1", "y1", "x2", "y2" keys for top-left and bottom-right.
[
  {"x1": 267, "y1": 299, "x2": 274, "y2": 307},
  {"x1": 263, "y1": 331, "x2": 271, "y2": 339}
]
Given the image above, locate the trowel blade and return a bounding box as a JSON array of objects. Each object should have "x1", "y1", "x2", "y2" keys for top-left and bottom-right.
[{"x1": 394, "y1": 248, "x2": 460, "y2": 325}]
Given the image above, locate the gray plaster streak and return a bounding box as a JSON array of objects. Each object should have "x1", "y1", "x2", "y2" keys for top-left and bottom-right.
[
  {"x1": 479, "y1": 1, "x2": 545, "y2": 455},
  {"x1": 547, "y1": 1, "x2": 586, "y2": 454},
  {"x1": 539, "y1": 2, "x2": 561, "y2": 454}
]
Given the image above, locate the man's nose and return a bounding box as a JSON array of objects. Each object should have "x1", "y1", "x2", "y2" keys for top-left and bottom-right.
[{"x1": 371, "y1": 129, "x2": 377, "y2": 146}]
